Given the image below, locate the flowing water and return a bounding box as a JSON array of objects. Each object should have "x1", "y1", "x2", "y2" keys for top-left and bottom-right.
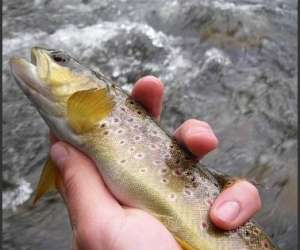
[{"x1": 3, "y1": 0, "x2": 297, "y2": 249}]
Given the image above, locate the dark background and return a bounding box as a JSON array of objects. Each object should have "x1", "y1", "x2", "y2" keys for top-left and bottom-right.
[{"x1": 3, "y1": 0, "x2": 297, "y2": 249}]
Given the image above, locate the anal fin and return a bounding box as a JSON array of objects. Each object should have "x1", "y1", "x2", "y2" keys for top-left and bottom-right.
[
  {"x1": 175, "y1": 237, "x2": 196, "y2": 250},
  {"x1": 33, "y1": 157, "x2": 62, "y2": 205}
]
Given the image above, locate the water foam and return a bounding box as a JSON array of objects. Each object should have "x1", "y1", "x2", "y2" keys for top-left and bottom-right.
[{"x1": 3, "y1": 178, "x2": 33, "y2": 211}]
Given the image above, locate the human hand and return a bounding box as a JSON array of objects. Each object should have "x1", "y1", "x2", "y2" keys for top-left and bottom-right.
[{"x1": 50, "y1": 76, "x2": 261, "y2": 250}]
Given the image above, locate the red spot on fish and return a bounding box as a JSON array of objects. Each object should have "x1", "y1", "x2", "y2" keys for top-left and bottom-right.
[
  {"x1": 175, "y1": 169, "x2": 182, "y2": 176},
  {"x1": 263, "y1": 241, "x2": 269, "y2": 249},
  {"x1": 206, "y1": 199, "x2": 213, "y2": 206}
]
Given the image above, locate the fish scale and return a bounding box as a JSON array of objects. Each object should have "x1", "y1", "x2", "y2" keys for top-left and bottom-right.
[{"x1": 10, "y1": 47, "x2": 279, "y2": 250}]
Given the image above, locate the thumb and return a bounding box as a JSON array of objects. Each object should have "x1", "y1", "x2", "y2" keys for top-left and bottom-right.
[{"x1": 50, "y1": 142, "x2": 123, "y2": 247}]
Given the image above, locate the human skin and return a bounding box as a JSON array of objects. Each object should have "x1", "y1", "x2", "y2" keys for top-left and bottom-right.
[{"x1": 50, "y1": 76, "x2": 261, "y2": 250}]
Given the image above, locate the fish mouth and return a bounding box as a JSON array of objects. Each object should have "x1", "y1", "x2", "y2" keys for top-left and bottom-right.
[
  {"x1": 10, "y1": 47, "x2": 51, "y2": 98},
  {"x1": 10, "y1": 48, "x2": 64, "y2": 116}
]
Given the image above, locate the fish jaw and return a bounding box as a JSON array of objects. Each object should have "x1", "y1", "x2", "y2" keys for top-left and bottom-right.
[
  {"x1": 10, "y1": 56, "x2": 48, "y2": 96},
  {"x1": 10, "y1": 56, "x2": 65, "y2": 117}
]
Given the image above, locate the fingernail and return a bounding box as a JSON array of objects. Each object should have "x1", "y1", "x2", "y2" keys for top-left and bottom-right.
[
  {"x1": 216, "y1": 201, "x2": 240, "y2": 222},
  {"x1": 50, "y1": 142, "x2": 69, "y2": 168},
  {"x1": 186, "y1": 126, "x2": 210, "y2": 136}
]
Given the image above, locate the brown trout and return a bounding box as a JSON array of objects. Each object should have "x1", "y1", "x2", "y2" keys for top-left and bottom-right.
[{"x1": 10, "y1": 47, "x2": 278, "y2": 250}]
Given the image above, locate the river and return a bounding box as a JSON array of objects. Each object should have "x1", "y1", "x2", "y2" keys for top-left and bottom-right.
[{"x1": 3, "y1": 0, "x2": 297, "y2": 249}]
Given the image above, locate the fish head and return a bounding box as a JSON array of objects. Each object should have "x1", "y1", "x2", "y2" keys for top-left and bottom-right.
[
  {"x1": 10, "y1": 47, "x2": 107, "y2": 117},
  {"x1": 10, "y1": 47, "x2": 115, "y2": 140}
]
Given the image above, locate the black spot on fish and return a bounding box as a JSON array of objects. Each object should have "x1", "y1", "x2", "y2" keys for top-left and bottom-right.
[
  {"x1": 184, "y1": 189, "x2": 192, "y2": 196},
  {"x1": 161, "y1": 178, "x2": 168, "y2": 183}
]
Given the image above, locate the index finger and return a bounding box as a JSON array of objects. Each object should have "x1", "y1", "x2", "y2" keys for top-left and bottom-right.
[{"x1": 131, "y1": 75, "x2": 164, "y2": 120}]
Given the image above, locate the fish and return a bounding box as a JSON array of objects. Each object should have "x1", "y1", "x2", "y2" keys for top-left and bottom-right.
[{"x1": 10, "y1": 47, "x2": 279, "y2": 250}]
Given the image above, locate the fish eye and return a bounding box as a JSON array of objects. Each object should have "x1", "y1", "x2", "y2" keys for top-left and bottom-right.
[
  {"x1": 53, "y1": 55, "x2": 66, "y2": 63},
  {"x1": 51, "y1": 52, "x2": 69, "y2": 64}
]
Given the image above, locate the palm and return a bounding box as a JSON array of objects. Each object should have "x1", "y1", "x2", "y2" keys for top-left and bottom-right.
[{"x1": 94, "y1": 207, "x2": 181, "y2": 250}]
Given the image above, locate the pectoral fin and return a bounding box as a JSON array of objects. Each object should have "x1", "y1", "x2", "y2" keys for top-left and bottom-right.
[
  {"x1": 33, "y1": 157, "x2": 62, "y2": 205},
  {"x1": 67, "y1": 88, "x2": 115, "y2": 134}
]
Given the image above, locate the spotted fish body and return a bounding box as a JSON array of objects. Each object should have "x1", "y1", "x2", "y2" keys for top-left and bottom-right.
[
  {"x1": 10, "y1": 48, "x2": 278, "y2": 250},
  {"x1": 83, "y1": 87, "x2": 276, "y2": 250}
]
